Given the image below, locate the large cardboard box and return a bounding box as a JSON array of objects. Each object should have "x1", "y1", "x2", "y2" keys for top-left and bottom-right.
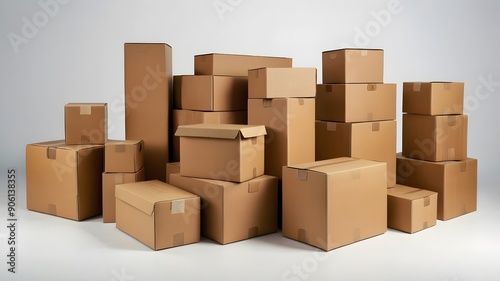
[
  {"x1": 26, "y1": 141, "x2": 104, "y2": 221},
  {"x1": 169, "y1": 174, "x2": 278, "y2": 244},
  {"x1": 65, "y1": 103, "x2": 107, "y2": 145},
  {"x1": 396, "y1": 154, "x2": 477, "y2": 220},
  {"x1": 104, "y1": 140, "x2": 144, "y2": 173},
  {"x1": 403, "y1": 82, "x2": 464, "y2": 115},
  {"x1": 194, "y1": 53, "x2": 292, "y2": 76},
  {"x1": 124, "y1": 43, "x2": 172, "y2": 182},
  {"x1": 248, "y1": 68, "x2": 316, "y2": 99},
  {"x1": 316, "y1": 84, "x2": 396, "y2": 122},
  {"x1": 387, "y1": 184, "x2": 438, "y2": 233},
  {"x1": 165, "y1": 162, "x2": 180, "y2": 184},
  {"x1": 322, "y1": 49, "x2": 384, "y2": 84},
  {"x1": 247, "y1": 98, "x2": 315, "y2": 180},
  {"x1": 175, "y1": 124, "x2": 266, "y2": 182},
  {"x1": 282, "y1": 158, "x2": 387, "y2": 251},
  {"x1": 315, "y1": 120, "x2": 397, "y2": 187},
  {"x1": 402, "y1": 114, "x2": 468, "y2": 161}
]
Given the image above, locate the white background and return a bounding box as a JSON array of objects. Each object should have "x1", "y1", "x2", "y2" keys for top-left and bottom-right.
[{"x1": 1, "y1": 0, "x2": 499, "y2": 280}]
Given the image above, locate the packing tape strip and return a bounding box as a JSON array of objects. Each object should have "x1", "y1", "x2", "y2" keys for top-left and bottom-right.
[
  {"x1": 413, "y1": 83, "x2": 422, "y2": 92},
  {"x1": 173, "y1": 233, "x2": 184, "y2": 247},
  {"x1": 367, "y1": 112, "x2": 374, "y2": 121},
  {"x1": 423, "y1": 221, "x2": 429, "y2": 229},
  {"x1": 360, "y1": 50, "x2": 368, "y2": 56},
  {"x1": 460, "y1": 161, "x2": 468, "y2": 172},
  {"x1": 367, "y1": 84, "x2": 377, "y2": 91},
  {"x1": 171, "y1": 200, "x2": 185, "y2": 214},
  {"x1": 443, "y1": 83, "x2": 451, "y2": 90},
  {"x1": 298, "y1": 170, "x2": 308, "y2": 181},
  {"x1": 48, "y1": 204, "x2": 57, "y2": 215},
  {"x1": 80, "y1": 105, "x2": 92, "y2": 115},
  {"x1": 248, "y1": 227, "x2": 259, "y2": 238},
  {"x1": 298, "y1": 98, "x2": 305, "y2": 106},
  {"x1": 372, "y1": 122, "x2": 380, "y2": 132},
  {"x1": 114, "y1": 173, "x2": 124, "y2": 184},
  {"x1": 329, "y1": 53, "x2": 337, "y2": 59},
  {"x1": 47, "y1": 147, "x2": 57, "y2": 159},
  {"x1": 326, "y1": 122, "x2": 337, "y2": 131},
  {"x1": 447, "y1": 116, "x2": 457, "y2": 126},
  {"x1": 262, "y1": 99, "x2": 273, "y2": 108},
  {"x1": 297, "y1": 228, "x2": 307, "y2": 242},
  {"x1": 114, "y1": 145, "x2": 126, "y2": 153},
  {"x1": 424, "y1": 197, "x2": 430, "y2": 207},
  {"x1": 248, "y1": 181, "x2": 260, "y2": 193}
]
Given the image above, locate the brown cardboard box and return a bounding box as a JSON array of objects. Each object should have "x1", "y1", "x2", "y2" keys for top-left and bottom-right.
[
  {"x1": 322, "y1": 49, "x2": 384, "y2": 84},
  {"x1": 102, "y1": 168, "x2": 145, "y2": 223},
  {"x1": 387, "y1": 184, "x2": 438, "y2": 233},
  {"x1": 175, "y1": 124, "x2": 266, "y2": 183},
  {"x1": 115, "y1": 180, "x2": 200, "y2": 250},
  {"x1": 169, "y1": 173, "x2": 278, "y2": 244},
  {"x1": 247, "y1": 98, "x2": 315, "y2": 180},
  {"x1": 282, "y1": 158, "x2": 387, "y2": 251},
  {"x1": 26, "y1": 140, "x2": 104, "y2": 221},
  {"x1": 124, "y1": 43, "x2": 172, "y2": 182},
  {"x1": 248, "y1": 68, "x2": 316, "y2": 99},
  {"x1": 402, "y1": 114, "x2": 468, "y2": 161},
  {"x1": 315, "y1": 120, "x2": 397, "y2": 187},
  {"x1": 165, "y1": 162, "x2": 180, "y2": 184},
  {"x1": 194, "y1": 53, "x2": 292, "y2": 76},
  {"x1": 396, "y1": 154, "x2": 477, "y2": 220},
  {"x1": 65, "y1": 103, "x2": 107, "y2": 145},
  {"x1": 316, "y1": 84, "x2": 396, "y2": 122},
  {"x1": 104, "y1": 140, "x2": 144, "y2": 173},
  {"x1": 403, "y1": 82, "x2": 464, "y2": 115}
]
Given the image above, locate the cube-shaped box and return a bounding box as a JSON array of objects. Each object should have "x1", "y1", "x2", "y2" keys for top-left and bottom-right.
[
  {"x1": 396, "y1": 154, "x2": 477, "y2": 220},
  {"x1": 165, "y1": 162, "x2": 180, "y2": 184},
  {"x1": 65, "y1": 103, "x2": 107, "y2": 145},
  {"x1": 248, "y1": 67, "x2": 316, "y2": 99},
  {"x1": 115, "y1": 180, "x2": 200, "y2": 250},
  {"x1": 170, "y1": 174, "x2": 278, "y2": 244},
  {"x1": 387, "y1": 184, "x2": 438, "y2": 233},
  {"x1": 402, "y1": 114, "x2": 468, "y2": 161},
  {"x1": 194, "y1": 53, "x2": 292, "y2": 76},
  {"x1": 282, "y1": 158, "x2": 387, "y2": 251},
  {"x1": 322, "y1": 49, "x2": 384, "y2": 84},
  {"x1": 175, "y1": 124, "x2": 266, "y2": 183},
  {"x1": 105, "y1": 140, "x2": 144, "y2": 173},
  {"x1": 403, "y1": 82, "x2": 464, "y2": 115},
  {"x1": 26, "y1": 140, "x2": 104, "y2": 221},
  {"x1": 316, "y1": 84, "x2": 396, "y2": 122}
]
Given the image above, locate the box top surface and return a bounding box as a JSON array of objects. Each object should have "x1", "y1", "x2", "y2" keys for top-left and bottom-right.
[
  {"x1": 388, "y1": 184, "x2": 437, "y2": 200},
  {"x1": 65, "y1": 103, "x2": 107, "y2": 107},
  {"x1": 322, "y1": 48, "x2": 384, "y2": 53},
  {"x1": 105, "y1": 139, "x2": 143, "y2": 146},
  {"x1": 171, "y1": 174, "x2": 276, "y2": 188},
  {"x1": 288, "y1": 157, "x2": 383, "y2": 174},
  {"x1": 195, "y1": 53, "x2": 291, "y2": 59},
  {"x1": 175, "y1": 124, "x2": 267, "y2": 139},
  {"x1": 124, "y1": 42, "x2": 172, "y2": 47},
  {"x1": 27, "y1": 140, "x2": 103, "y2": 151},
  {"x1": 249, "y1": 67, "x2": 316, "y2": 72},
  {"x1": 396, "y1": 153, "x2": 476, "y2": 167}
]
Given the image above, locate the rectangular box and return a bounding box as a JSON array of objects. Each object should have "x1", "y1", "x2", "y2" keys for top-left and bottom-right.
[
  {"x1": 322, "y1": 49, "x2": 384, "y2": 84},
  {"x1": 248, "y1": 68, "x2": 316, "y2": 98},
  {"x1": 65, "y1": 103, "x2": 107, "y2": 145},
  {"x1": 165, "y1": 162, "x2": 180, "y2": 184},
  {"x1": 175, "y1": 124, "x2": 266, "y2": 182},
  {"x1": 170, "y1": 174, "x2": 278, "y2": 244},
  {"x1": 105, "y1": 140, "x2": 144, "y2": 173},
  {"x1": 115, "y1": 180, "x2": 200, "y2": 250},
  {"x1": 402, "y1": 114, "x2": 468, "y2": 161},
  {"x1": 315, "y1": 120, "x2": 397, "y2": 187},
  {"x1": 282, "y1": 158, "x2": 387, "y2": 251},
  {"x1": 248, "y1": 98, "x2": 315, "y2": 179},
  {"x1": 26, "y1": 141, "x2": 104, "y2": 221},
  {"x1": 316, "y1": 83, "x2": 396, "y2": 122},
  {"x1": 125, "y1": 43, "x2": 172, "y2": 181},
  {"x1": 195, "y1": 53, "x2": 292, "y2": 76},
  {"x1": 102, "y1": 168, "x2": 145, "y2": 223},
  {"x1": 403, "y1": 82, "x2": 464, "y2": 115},
  {"x1": 387, "y1": 184, "x2": 438, "y2": 233},
  {"x1": 396, "y1": 155, "x2": 477, "y2": 220}
]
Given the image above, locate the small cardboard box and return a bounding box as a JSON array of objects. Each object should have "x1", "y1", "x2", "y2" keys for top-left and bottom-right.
[
  {"x1": 248, "y1": 67, "x2": 316, "y2": 99},
  {"x1": 402, "y1": 114, "x2": 468, "y2": 161},
  {"x1": 65, "y1": 103, "x2": 107, "y2": 145},
  {"x1": 387, "y1": 184, "x2": 438, "y2": 233},
  {"x1": 194, "y1": 53, "x2": 292, "y2": 76},
  {"x1": 169, "y1": 173, "x2": 278, "y2": 244},
  {"x1": 322, "y1": 49, "x2": 384, "y2": 84},
  {"x1": 104, "y1": 140, "x2": 144, "y2": 173},
  {"x1": 102, "y1": 168, "x2": 145, "y2": 223},
  {"x1": 115, "y1": 180, "x2": 200, "y2": 250},
  {"x1": 26, "y1": 140, "x2": 104, "y2": 221},
  {"x1": 175, "y1": 124, "x2": 266, "y2": 183},
  {"x1": 403, "y1": 82, "x2": 464, "y2": 115},
  {"x1": 165, "y1": 162, "x2": 180, "y2": 184},
  {"x1": 396, "y1": 154, "x2": 477, "y2": 221},
  {"x1": 316, "y1": 83, "x2": 396, "y2": 122},
  {"x1": 282, "y1": 158, "x2": 387, "y2": 251}
]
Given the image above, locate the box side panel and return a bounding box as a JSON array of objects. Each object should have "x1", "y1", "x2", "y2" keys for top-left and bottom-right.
[
  {"x1": 287, "y1": 98, "x2": 315, "y2": 166},
  {"x1": 116, "y1": 199, "x2": 155, "y2": 249},
  {"x1": 77, "y1": 146, "x2": 104, "y2": 220}
]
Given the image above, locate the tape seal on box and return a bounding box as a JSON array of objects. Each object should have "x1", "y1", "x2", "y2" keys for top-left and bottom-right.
[
  {"x1": 326, "y1": 122, "x2": 337, "y2": 132},
  {"x1": 48, "y1": 204, "x2": 57, "y2": 215},
  {"x1": 424, "y1": 197, "x2": 430, "y2": 207},
  {"x1": 171, "y1": 200, "x2": 185, "y2": 214},
  {"x1": 47, "y1": 147, "x2": 57, "y2": 159},
  {"x1": 460, "y1": 161, "x2": 467, "y2": 172},
  {"x1": 114, "y1": 173, "x2": 124, "y2": 184},
  {"x1": 367, "y1": 84, "x2": 377, "y2": 91},
  {"x1": 297, "y1": 170, "x2": 308, "y2": 181},
  {"x1": 298, "y1": 98, "x2": 305, "y2": 106},
  {"x1": 443, "y1": 83, "x2": 451, "y2": 90},
  {"x1": 173, "y1": 233, "x2": 184, "y2": 247},
  {"x1": 248, "y1": 181, "x2": 260, "y2": 193},
  {"x1": 115, "y1": 145, "x2": 126, "y2": 153},
  {"x1": 80, "y1": 105, "x2": 92, "y2": 115},
  {"x1": 297, "y1": 228, "x2": 307, "y2": 242},
  {"x1": 423, "y1": 221, "x2": 429, "y2": 229},
  {"x1": 367, "y1": 112, "x2": 374, "y2": 121},
  {"x1": 413, "y1": 83, "x2": 422, "y2": 92},
  {"x1": 447, "y1": 116, "x2": 457, "y2": 126},
  {"x1": 372, "y1": 122, "x2": 380, "y2": 132},
  {"x1": 360, "y1": 50, "x2": 368, "y2": 57},
  {"x1": 262, "y1": 99, "x2": 272, "y2": 108}
]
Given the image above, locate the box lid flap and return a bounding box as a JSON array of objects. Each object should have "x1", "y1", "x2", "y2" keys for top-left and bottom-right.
[
  {"x1": 27, "y1": 140, "x2": 102, "y2": 152},
  {"x1": 288, "y1": 157, "x2": 382, "y2": 174},
  {"x1": 388, "y1": 184, "x2": 437, "y2": 200},
  {"x1": 175, "y1": 124, "x2": 266, "y2": 139}
]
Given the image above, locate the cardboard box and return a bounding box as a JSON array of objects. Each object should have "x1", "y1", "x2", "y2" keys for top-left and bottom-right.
[
  {"x1": 165, "y1": 162, "x2": 180, "y2": 184},
  {"x1": 396, "y1": 154, "x2": 477, "y2": 220},
  {"x1": 104, "y1": 140, "x2": 144, "y2": 173},
  {"x1": 65, "y1": 103, "x2": 107, "y2": 145},
  {"x1": 26, "y1": 140, "x2": 104, "y2": 221},
  {"x1": 248, "y1": 68, "x2": 316, "y2": 99},
  {"x1": 316, "y1": 83, "x2": 396, "y2": 122},
  {"x1": 387, "y1": 184, "x2": 438, "y2": 233},
  {"x1": 282, "y1": 158, "x2": 387, "y2": 251},
  {"x1": 315, "y1": 120, "x2": 396, "y2": 187},
  {"x1": 247, "y1": 98, "x2": 315, "y2": 180},
  {"x1": 322, "y1": 49, "x2": 384, "y2": 84},
  {"x1": 124, "y1": 43, "x2": 172, "y2": 182},
  {"x1": 403, "y1": 82, "x2": 464, "y2": 115},
  {"x1": 169, "y1": 174, "x2": 278, "y2": 244},
  {"x1": 402, "y1": 114, "x2": 468, "y2": 161},
  {"x1": 195, "y1": 53, "x2": 292, "y2": 76},
  {"x1": 115, "y1": 180, "x2": 200, "y2": 250}
]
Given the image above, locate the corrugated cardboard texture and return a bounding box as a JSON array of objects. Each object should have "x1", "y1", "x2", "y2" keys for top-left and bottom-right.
[
  {"x1": 65, "y1": 103, "x2": 108, "y2": 145},
  {"x1": 105, "y1": 140, "x2": 144, "y2": 173},
  {"x1": 322, "y1": 49, "x2": 384, "y2": 84},
  {"x1": 248, "y1": 68, "x2": 316, "y2": 99},
  {"x1": 403, "y1": 82, "x2": 464, "y2": 115},
  {"x1": 194, "y1": 53, "x2": 292, "y2": 76},
  {"x1": 165, "y1": 162, "x2": 180, "y2": 184}
]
